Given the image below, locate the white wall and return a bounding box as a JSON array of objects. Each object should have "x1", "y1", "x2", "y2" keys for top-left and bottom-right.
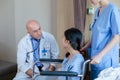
[
  {"x1": 110, "y1": 0, "x2": 120, "y2": 8},
  {"x1": 0, "y1": 0, "x2": 57, "y2": 62},
  {"x1": 14, "y1": 0, "x2": 57, "y2": 44},
  {"x1": 0, "y1": 0, "x2": 16, "y2": 62}
]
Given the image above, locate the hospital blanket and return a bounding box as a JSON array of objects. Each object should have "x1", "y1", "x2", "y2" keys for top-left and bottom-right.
[{"x1": 95, "y1": 67, "x2": 120, "y2": 80}]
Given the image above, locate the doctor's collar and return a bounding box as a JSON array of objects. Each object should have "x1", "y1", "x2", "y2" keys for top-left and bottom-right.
[
  {"x1": 41, "y1": 32, "x2": 45, "y2": 39},
  {"x1": 29, "y1": 32, "x2": 44, "y2": 41},
  {"x1": 31, "y1": 37, "x2": 40, "y2": 42}
]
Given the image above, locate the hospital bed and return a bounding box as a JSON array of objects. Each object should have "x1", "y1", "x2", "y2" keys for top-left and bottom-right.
[
  {"x1": 94, "y1": 67, "x2": 120, "y2": 80},
  {"x1": 32, "y1": 59, "x2": 91, "y2": 80}
]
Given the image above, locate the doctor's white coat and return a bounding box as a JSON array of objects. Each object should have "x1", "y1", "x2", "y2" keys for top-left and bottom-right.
[{"x1": 13, "y1": 31, "x2": 59, "y2": 80}]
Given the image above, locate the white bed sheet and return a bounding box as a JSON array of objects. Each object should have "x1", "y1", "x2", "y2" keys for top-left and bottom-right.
[{"x1": 95, "y1": 67, "x2": 120, "y2": 80}]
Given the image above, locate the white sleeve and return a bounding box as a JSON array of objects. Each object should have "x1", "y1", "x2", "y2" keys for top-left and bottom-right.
[
  {"x1": 17, "y1": 40, "x2": 31, "y2": 73},
  {"x1": 49, "y1": 35, "x2": 59, "y2": 66}
]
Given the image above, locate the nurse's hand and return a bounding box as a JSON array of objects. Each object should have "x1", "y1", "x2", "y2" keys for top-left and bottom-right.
[
  {"x1": 80, "y1": 46, "x2": 88, "y2": 54},
  {"x1": 90, "y1": 54, "x2": 103, "y2": 64}
]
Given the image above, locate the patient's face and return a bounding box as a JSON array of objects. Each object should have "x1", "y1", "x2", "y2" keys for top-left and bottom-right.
[{"x1": 62, "y1": 36, "x2": 69, "y2": 49}]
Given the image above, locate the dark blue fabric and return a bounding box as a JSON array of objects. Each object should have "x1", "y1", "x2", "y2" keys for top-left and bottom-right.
[
  {"x1": 90, "y1": 69, "x2": 101, "y2": 80},
  {"x1": 31, "y1": 37, "x2": 43, "y2": 67}
]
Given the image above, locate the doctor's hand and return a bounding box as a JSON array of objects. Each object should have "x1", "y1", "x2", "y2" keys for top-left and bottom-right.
[
  {"x1": 48, "y1": 65, "x2": 56, "y2": 71},
  {"x1": 25, "y1": 69, "x2": 33, "y2": 78},
  {"x1": 90, "y1": 53, "x2": 103, "y2": 64}
]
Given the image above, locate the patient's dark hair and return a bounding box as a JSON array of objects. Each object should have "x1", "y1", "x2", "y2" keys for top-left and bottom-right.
[{"x1": 64, "y1": 28, "x2": 82, "y2": 57}]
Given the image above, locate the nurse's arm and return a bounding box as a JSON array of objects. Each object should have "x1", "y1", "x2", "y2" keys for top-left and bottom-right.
[
  {"x1": 80, "y1": 39, "x2": 91, "y2": 51},
  {"x1": 91, "y1": 35, "x2": 119, "y2": 64}
]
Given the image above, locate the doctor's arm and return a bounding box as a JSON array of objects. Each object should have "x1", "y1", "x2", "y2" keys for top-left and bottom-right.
[
  {"x1": 49, "y1": 35, "x2": 59, "y2": 71},
  {"x1": 17, "y1": 41, "x2": 33, "y2": 77},
  {"x1": 25, "y1": 69, "x2": 33, "y2": 77},
  {"x1": 91, "y1": 35, "x2": 120, "y2": 64},
  {"x1": 25, "y1": 69, "x2": 38, "y2": 77}
]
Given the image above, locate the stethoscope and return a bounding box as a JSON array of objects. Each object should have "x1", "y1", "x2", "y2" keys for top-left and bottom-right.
[
  {"x1": 25, "y1": 39, "x2": 40, "y2": 63},
  {"x1": 25, "y1": 38, "x2": 51, "y2": 63}
]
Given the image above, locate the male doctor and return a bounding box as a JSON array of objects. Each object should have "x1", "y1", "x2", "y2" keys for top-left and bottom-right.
[{"x1": 13, "y1": 20, "x2": 59, "y2": 80}]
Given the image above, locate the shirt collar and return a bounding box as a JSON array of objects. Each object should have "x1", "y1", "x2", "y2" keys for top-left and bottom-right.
[{"x1": 28, "y1": 32, "x2": 45, "y2": 41}]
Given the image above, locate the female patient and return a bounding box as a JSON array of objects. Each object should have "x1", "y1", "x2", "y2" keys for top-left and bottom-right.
[{"x1": 58, "y1": 28, "x2": 84, "y2": 80}]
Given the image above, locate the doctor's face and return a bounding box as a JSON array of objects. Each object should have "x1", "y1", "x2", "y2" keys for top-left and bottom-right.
[{"x1": 27, "y1": 20, "x2": 42, "y2": 40}]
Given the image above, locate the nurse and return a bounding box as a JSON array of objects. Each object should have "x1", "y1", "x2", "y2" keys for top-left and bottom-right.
[{"x1": 80, "y1": 0, "x2": 120, "y2": 80}]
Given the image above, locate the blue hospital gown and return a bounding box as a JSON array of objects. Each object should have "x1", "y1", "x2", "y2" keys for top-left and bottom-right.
[
  {"x1": 58, "y1": 53, "x2": 84, "y2": 80},
  {"x1": 90, "y1": 2, "x2": 120, "y2": 80}
]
